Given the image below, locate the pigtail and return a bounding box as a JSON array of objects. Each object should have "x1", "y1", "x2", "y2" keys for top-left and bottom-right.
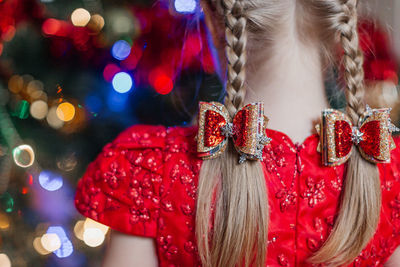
[
  {"x1": 309, "y1": 0, "x2": 381, "y2": 265},
  {"x1": 195, "y1": 0, "x2": 269, "y2": 266}
]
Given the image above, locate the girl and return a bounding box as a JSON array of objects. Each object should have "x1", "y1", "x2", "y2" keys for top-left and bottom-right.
[{"x1": 74, "y1": 0, "x2": 400, "y2": 266}]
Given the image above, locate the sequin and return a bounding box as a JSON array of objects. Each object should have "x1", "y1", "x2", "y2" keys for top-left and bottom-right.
[
  {"x1": 204, "y1": 110, "x2": 226, "y2": 147},
  {"x1": 232, "y1": 109, "x2": 249, "y2": 147},
  {"x1": 334, "y1": 120, "x2": 352, "y2": 158},
  {"x1": 359, "y1": 120, "x2": 381, "y2": 158}
]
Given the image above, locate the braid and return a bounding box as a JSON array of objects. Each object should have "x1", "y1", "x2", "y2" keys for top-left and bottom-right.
[
  {"x1": 339, "y1": 0, "x2": 365, "y2": 124},
  {"x1": 222, "y1": 0, "x2": 248, "y2": 117}
]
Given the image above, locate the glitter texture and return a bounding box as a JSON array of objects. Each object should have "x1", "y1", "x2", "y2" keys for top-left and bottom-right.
[
  {"x1": 318, "y1": 108, "x2": 397, "y2": 166},
  {"x1": 196, "y1": 101, "x2": 271, "y2": 162}
]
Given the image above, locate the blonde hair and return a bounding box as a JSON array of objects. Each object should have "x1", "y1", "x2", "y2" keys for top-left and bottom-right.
[{"x1": 196, "y1": 0, "x2": 381, "y2": 266}]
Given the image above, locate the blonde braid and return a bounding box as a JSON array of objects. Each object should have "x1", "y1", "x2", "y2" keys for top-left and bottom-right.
[
  {"x1": 222, "y1": 0, "x2": 247, "y2": 116},
  {"x1": 309, "y1": 0, "x2": 381, "y2": 265}
]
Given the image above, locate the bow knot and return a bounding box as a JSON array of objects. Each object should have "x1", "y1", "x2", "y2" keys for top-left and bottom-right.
[
  {"x1": 317, "y1": 105, "x2": 399, "y2": 166},
  {"x1": 196, "y1": 102, "x2": 271, "y2": 163}
]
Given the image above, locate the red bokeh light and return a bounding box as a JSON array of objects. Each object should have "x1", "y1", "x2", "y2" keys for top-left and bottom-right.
[{"x1": 103, "y1": 63, "x2": 121, "y2": 82}]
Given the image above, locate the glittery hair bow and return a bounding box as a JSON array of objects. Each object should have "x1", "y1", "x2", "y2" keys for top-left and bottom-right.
[
  {"x1": 196, "y1": 101, "x2": 271, "y2": 163},
  {"x1": 316, "y1": 105, "x2": 399, "y2": 166}
]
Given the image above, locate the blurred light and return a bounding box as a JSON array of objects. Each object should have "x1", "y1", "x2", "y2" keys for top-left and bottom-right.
[
  {"x1": 2, "y1": 25, "x2": 16, "y2": 42},
  {"x1": 0, "y1": 192, "x2": 14, "y2": 213},
  {"x1": 14, "y1": 100, "x2": 30, "y2": 119},
  {"x1": 0, "y1": 43, "x2": 3, "y2": 56},
  {"x1": 46, "y1": 106, "x2": 64, "y2": 129},
  {"x1": 84, "y1": 218, "x2": 109, "y2": 235},
  {"x1": 83, "y1": 228, "x2": 105, "y2": 247},
  {"x1": 103, "y1": 63, "x2": 120, "y2": 82},
  {"x1": 47, "y1": 226, "x2": 73, "y2": 258},
  {"x1": 85, "y1": 94, "x2": 102, "y2": 114},
  {"x1": 39, "y1": 171, "x2": 63, "y2": 191},
  {"x1": 71, "y1": 8, "x2": 91, "y2": 27},
  {"x1": 154, "y1": 74, "x2": 173, "y2": 95},
  {"x1": 41, "y1": 233, "x2": 61, "y2": 252},
  {"x1": 42, "y1": 19, "x2": 61, "y2": 35},
  {"x1": 0, "y1": 254, "x2": 11, "y2": 267},
  {"x1": 74, "y1": 220, "x2": 85, "y2": 241},
  {"x1": 13, "y1": 144, "x2": 35, "y2": 168},
  {"x1": 89, "y1": 14, "x2": 105, "y2": 32},
  {"x1": 21, "y1": 187, "x2": 29, "y2": 194},
  {"x1": 33, "y1": 237, "x2": 51, "y2": 255},
  {"x1": 111, "y1": 40, "x2": 131, "y2": 60},
  {"x1": 26, "y1": 80, "x2": 44, "y2": 94},
  {"x1": 56, "y1": 102, "x2": 75, "y2": 122},
  {"x1": 8, "y1": 75, "x2": 24, "y2": 93},
  {"x1": 30, "y1": 100, "x2": 48, "y2": 120},
  {"x1": 0, "y1": 213, "x2": 10, "y2": 229},
  {"x1": 112, "y1": 72, "x2": 133, "y2": 93},
  {"x1": 107, "y1": 90, "x2": 128, "y2": 112},
  {"x1": 174, "y1": 0, "x2": 197, "y2": 13},
  {"x1": 57, "y1": 153, "x2": 78, "y2": 172}
]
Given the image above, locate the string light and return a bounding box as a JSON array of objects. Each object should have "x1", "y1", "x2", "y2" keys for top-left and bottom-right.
[
  {"x1": 0, "y1": 212, "x2": 10, "y2": 229},
  {"x1": 112, "y1": 72, "x2": 133, "y2": 93},
  {"x1": 111, "y1": 40, "x2": 131, "y2": 60},
  {"x1": 89, "y1": 14, "x2": 105, "y2": 32},
  {"x1": 71, "y1": 8, "x2": 91, "y2": 27},
  {"x1": 33, "y1": 237, "x2": 51, "y2": 255},
  {"x1": 47, "y1": 226, "x2": 74, "y2": 258},
  {"x1": 56, "y1": 102, "x2": 75, "y2": 122},
  {"x1": 84, "y1": 218, "x2": 109, "y2": 235},
  {"x1": 174, "y1": 0, "x2": 197, "y2": 13},
  {"x1": 73, "y1": 220, "x2": 85, "y2": 240},
  {"x1": 12, "y1": 144, "x2": 35, "y2": 168},
  {"x1": 38, "y1": 170, "x2": 63, "y2": 191}
]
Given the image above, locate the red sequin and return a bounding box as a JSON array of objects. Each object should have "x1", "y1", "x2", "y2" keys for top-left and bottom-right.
[
  {"x1": 360, "y1": 120, "x2": 381, "y2": 158},
  {"x1": 334, "y1": 120, "x2": 352, "y2": 158},
  {"x1": 204, "y1": 110, "x2": 226, "y2": 147},
  {"x1": 232, "y1": 109, "x2": 249, "y2": 147}
]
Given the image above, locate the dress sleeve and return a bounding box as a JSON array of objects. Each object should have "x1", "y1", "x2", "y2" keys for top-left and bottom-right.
[{"x1": 74, "y1": 125, "x2": 167, "y2": 238}]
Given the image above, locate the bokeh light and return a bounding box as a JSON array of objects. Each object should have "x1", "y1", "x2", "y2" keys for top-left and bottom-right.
[
  {"x1": 13, "y1": 144, "x2": 35, "y2": 168},
  {"x1": 111, "y1": 40, "x2": 131, "y2": 60},
  {"x1": 0, "y1": 212, "x2": 10, "y2": 229},
  {"x1": 88, "y1": 14, "x2": 105, "y2": 32},
  {"x1": 103, "y1": 63, "x2": 120, "y2": 82},
  {"x1": 174, "y1": 0, "x2": 197, "y2": 13},
  {"x1": 8, "y1": 75, "x2": 24, "y2": 93},
  {"x1": 0, "y1": 254, "x2": 11, "y2": 267},
  {"x1": 112, "y1": 72, "x2": 133, "y2": 93},
  {"x1": 0, "y1": 193, "x2": 14, "y2": 213},
  {"x1": 33, "y1": 237, "x2": 51, "y2": 255},
  {"x1": 73, "y1": 220, "x2": 85, "y2": 241},
  {"x1": 56, "y1": 102, "x2": 75, "y2": 122},
  {"x1": 71, "y1": 8, "x2": 91, "y2": 27},
  {"x1": 84, "y1": 218, "x2": 109, "y2": 235},
  {"x1": 46, "y1": 106, "x2": 64, "y2": 129},
  {"x1": 30, "y1": 100, "x2": 48, "y2": 120},
  {"x1": 154, "y1": 74, "x2": 173, "y2": 95},
  {"x1": 47, "y1": 226, "x2": 74, "y2": 258},
  {"x1": 41, "y1": 233, "x2": 61, "y2": 252},
  {"x1": 83, "y1": 228, "x2": 105, "y2": 247},
  {"x1": 38, "y1": 171, "x2": 63, "y2": 191},
  {"x1": 42, "y1": 19, "x2": 62, "y2": 36}
]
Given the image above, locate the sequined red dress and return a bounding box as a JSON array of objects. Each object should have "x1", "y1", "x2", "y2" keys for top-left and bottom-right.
[{"x1": 74, "y1": 124, "x2": 400, "y2": 266}]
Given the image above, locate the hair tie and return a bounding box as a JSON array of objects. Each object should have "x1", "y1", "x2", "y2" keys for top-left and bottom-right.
[
  {"x1": 316, "y1": 105, "x2": 399, "y2": 166},
  {"x1": 196, "y1": 101, "x2": 271, "y2": 163}
]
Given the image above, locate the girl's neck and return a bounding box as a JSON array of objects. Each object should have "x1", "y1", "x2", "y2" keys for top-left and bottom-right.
[{"x1": 244, "y1": 38, "x2": 328, "y2": 144}]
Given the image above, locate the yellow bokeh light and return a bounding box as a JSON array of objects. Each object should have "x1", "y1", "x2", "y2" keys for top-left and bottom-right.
[
  {"x1": 0, "y1": 254, "x2": 11, "y2": 267},
  {"x1": 41, "y1": 233, "x2": 61, "y2": 252},
  {"x1": 33, "y1": 237, "x2": 51, "y2": 255},
  {"x1": 84, "y1": 218, "x2": 109, "y2": 235},
  {"x1": 90, "y1": 14, "x2": 105, "y2": 31},
  {"x1": 0, "y1": 213, "x2": 10, "y2": 230},
  {"x1": 47, "y1": 106, "x2": 64, "y2": 129},
  {"x1": 56, "y1": 102, "x2": 75, "y2": 122},
  {"x1": 8, "y1": 75, "x2": 24, "y2": 94},
  {"x1": 30, "y1": 100, "x2": 48, "y2": 120},
  {"x1": 71, "y1": 8, "x2": 91, "y2": 27},
  {"x1": 74, "y1": 220, "x2": 85, "y2": 241},
  {"x1": 83, "y1": 228, "x2": 105, "y2": 247}
]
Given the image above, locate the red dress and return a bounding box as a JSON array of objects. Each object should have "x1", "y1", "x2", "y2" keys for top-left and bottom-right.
[{"x1": 74, "y1": 124, "x2": 400, "y2": 266}]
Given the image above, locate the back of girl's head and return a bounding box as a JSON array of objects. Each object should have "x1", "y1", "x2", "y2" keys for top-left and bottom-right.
[{"x1": 196, "y1": 0, "x2": 381, "y2": 266}]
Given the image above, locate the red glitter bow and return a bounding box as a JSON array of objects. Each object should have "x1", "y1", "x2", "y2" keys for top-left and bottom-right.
[
  {"x1": 316, "y1": 106, "x2": 398, "y2": 166},
  {"x1": 196, "y1": 101, "x2": 271, "y2": 163}
]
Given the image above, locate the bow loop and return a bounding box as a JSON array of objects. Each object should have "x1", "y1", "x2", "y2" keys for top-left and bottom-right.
[
  {"x1": 197, "y1": 101, "x2": 271, "y2": 163},
  {"x1": 317, "y1": 106, "x2": 398, "y2": 166}
]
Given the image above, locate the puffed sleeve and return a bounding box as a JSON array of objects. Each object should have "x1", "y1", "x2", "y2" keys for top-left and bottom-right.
[{"x1": 74, "y1": 125, "x2": 167, "y2": 238}]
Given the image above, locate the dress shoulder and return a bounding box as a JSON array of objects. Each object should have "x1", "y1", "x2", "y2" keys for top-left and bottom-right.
[{"x1": 74, "y1": 124, "x2": 172, "y2": 238}]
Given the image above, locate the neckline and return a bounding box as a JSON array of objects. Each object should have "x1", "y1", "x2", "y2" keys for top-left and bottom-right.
[{"x1": 265, "y1": 128, "x2": 319, "y2": 148}]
